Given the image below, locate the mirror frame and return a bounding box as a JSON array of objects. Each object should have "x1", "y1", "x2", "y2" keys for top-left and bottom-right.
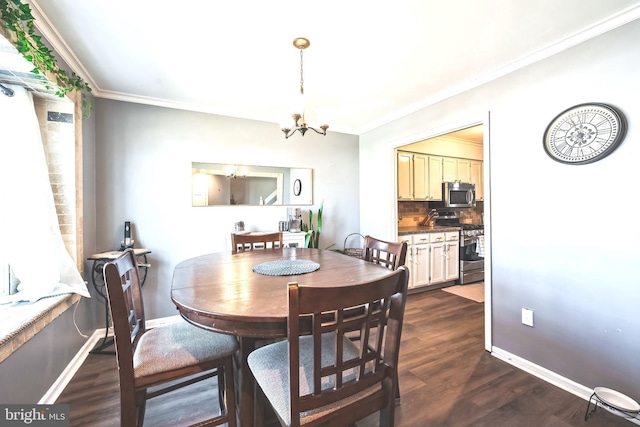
[{"x1": 192, "y1": 162, "x2": 313, "y2": 206}]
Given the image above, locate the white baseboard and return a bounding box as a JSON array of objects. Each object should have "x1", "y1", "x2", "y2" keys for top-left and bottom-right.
[
  {"x1": 39, "y1": 329, "x2": 103, "y2": 404},
  {"x1": 491, "y1": 346, "x2": 640, "y2": 425},
  {"x1": 39, "y1": 315, "x2": 183, "y2": 404}
]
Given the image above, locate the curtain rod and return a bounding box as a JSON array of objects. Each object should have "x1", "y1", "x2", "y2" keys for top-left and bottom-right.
[{"x1": 0, "y1": 82, "x2": 15, "y2": 97}]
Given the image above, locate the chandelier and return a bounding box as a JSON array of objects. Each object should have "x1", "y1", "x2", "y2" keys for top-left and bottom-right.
[
  {"x1": 281, "y1": 38, "x2": 329, "y2": 139},
  {"x1": 224, "y1": 165, "x2": 247, "y2": 179}
]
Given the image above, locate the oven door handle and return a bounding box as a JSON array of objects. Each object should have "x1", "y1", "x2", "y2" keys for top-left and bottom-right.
[{"x1": 462, "y1": 236, "x2": 483, "y2": 246}]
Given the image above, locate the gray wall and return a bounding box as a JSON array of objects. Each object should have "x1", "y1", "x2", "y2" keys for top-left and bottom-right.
[
  {"x1": 0, "y1": 305, "x2": 89, "y2": 403},
  {"x1": 5, "y1": 13, "x2": 639, "y2": 407},
  {"x1": 93, "y1": 99, "x2": 360, "y2": 319},
  {"x1": 360, "y1": 19, "x2": 640, "y2": 397}
]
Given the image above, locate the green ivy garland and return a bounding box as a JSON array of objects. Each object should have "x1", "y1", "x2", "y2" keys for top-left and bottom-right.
[{"x1": 0, "y1": 0, "x2": 93, "y2": 116}]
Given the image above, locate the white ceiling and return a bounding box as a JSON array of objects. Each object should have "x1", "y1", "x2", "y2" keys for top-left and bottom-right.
[{"x1": 20, "y1": 1, "x2": 640, "y2": 135}]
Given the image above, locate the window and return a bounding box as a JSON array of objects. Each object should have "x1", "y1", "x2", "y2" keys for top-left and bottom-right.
[{"x1": 0, "y1": 85, "x2": 88, "y2": 360}]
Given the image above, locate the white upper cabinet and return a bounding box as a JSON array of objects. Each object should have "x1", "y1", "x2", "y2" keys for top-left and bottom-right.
[
  {"x1": 428, "y1": 156, "x2": 443, "y2": 200},
  {"x1": 469, "y1": 160, "x2": 483, "y2": 200},
  {"x1": 457, "y1": 159, "x2": 472, "y2": 183},
  {"x1": 412, "y1": 154, "x2": 428, "y2": 200},
  {"x1": 399, "y1": 151, "x2": 482, "y2": 201},
  {"x1": 443, "y1": 157, "x2": 474, "y2": 183},
  {"x1": 397, "y1": 152, "x2": 443, "y2": 201},
  {"x1": 397, "y1": 152, "x2": 413, "y2": 200},
  {"x1": 442, "y1": 157, "x2": 457, "y2": 182}
]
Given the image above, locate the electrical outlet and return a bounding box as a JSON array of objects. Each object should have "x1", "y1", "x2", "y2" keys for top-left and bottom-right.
[{"x1": 521, "y1": 308, "x2": 534, "y2": 327}]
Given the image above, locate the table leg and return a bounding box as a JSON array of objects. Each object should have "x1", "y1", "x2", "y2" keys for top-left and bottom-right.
[{"x1": 236, "y1": 337, "x2": 258, "y2": 427}]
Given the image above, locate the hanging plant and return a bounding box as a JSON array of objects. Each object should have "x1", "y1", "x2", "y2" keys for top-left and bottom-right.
[{"x1": 0, "y1": 0, "x2": 93, "y2": 116}]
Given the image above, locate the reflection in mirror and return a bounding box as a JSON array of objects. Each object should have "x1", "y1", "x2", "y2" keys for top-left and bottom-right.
[{"x1": 192, "y1": 162, "x2": 313, "y2": 206}]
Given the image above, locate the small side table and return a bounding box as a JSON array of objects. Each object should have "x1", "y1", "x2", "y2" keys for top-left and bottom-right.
[{"x1": 87, "y1": 248, "x2": 151, "y2": 354}]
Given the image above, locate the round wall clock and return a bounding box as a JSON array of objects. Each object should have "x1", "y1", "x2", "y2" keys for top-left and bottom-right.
[
  {"x1": 543, "y1": 103, "x2": 626, "y2": 165},
  {"x1": 293, "y1": 179, "x2": 302, "y2": 196}
]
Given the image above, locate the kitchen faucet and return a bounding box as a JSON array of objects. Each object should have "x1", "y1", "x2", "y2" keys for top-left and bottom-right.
[{"x1": 419, "y1": 209, "x2": 438, "y2": 226}]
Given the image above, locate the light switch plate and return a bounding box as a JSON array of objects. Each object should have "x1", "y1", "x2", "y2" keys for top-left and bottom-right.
[{"x1": 522, "y1": 308, "x2": 534, "y2": 327}]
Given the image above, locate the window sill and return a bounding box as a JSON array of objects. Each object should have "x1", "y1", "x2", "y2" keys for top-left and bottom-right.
[{"x1": 0, "y1": 293, "x2": 81, "y2": 363}]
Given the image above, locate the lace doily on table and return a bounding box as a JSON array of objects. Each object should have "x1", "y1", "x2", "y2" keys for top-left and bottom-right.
[{"x1": 252, "y1": 259, "x2": 320, "y2": 276}]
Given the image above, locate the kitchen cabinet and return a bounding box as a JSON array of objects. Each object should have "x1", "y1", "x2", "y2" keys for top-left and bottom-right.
[
  {"x1": 397, "y1": 151, "x2": 443, "y2": 201},
  {"x1": 442, "y1": 157, "x2": 458, "y2": 182},
  {"x1": 412, "y1": 154, "x2": 428, "y2": 199},
  {"x1": 397, "y1": 235, "x2": 414, "y2": 287},
  {"x1": 427, "y1": 156, "x2": 444, "y2": 200},
  {"x1": 401, "y1": 151, "x2": 482, "y2": 202},
  {"x1": 410, "y1": 234, "x2": 431, "y2": 288},
  {"x1": 399, "y1": 234, "x2": 430, "y2": 289},
  {"x1": 399, "y1": 231, "x2": 459, "y2": 289},
  {"x1": 397, "y1": 152, "x2": 413, "y2": 199},
  {"x1": 445, "y1": 232, "x2": 460, "y2": 281},
  {"x1": 470, "y1": 160, "x2": 483, "y2": 200},
  {"x1": 457, "y1": 159, "x2": 472, "y2": 183},
  {"x1": 428, "y1": 233, "x2": 446, "y2": 284},
  {"x1": 443, "y1": 157, "x2": 473, "y2": 183},
  {"x1": 430, "y1": 232, "x2": 460, "y2": 284}
]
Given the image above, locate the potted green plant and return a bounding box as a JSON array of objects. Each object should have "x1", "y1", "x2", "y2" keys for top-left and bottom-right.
[{"x1": 302, "y1": 200, "x2": 323, "y2": 248}]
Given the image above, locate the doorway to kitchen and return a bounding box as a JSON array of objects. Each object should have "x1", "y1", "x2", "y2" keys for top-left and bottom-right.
[{"x1": 396, "y1": 121, "x2": 492, "y2": 351}]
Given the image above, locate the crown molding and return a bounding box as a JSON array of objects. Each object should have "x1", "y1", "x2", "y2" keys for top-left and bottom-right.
[
  {"x1": 435, "y1": 135, "x2": 482, "y2": 147},
  {"x1": 27, "y1": 2, "x2": 97, "y2": 92},
  {"x1": 357, "y1": 3, "x2": 640, "y2": 135},
  {"x1": 28, "y1": 2, "x2": 640, "y2": 135}
]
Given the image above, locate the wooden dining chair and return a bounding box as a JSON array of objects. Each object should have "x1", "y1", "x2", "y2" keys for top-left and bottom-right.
[
  {"x1": 231, "y1": 231, "x2": 283, "y2": 254},
  {"x1": 359, "y1": 235, "x2": 408, "y2": 404},
  {"x1": 247, "y1": 266, "x2": 410, "y2": 427},
  {"x1": 363, "y1": 235, "x2": 408, "y2": 270},
  {"x1": 103, "y1": 249, "x2": 238, "y2": 427}
]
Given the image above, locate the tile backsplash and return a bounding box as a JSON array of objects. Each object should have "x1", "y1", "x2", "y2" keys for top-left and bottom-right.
[{"x1": 398, "y1": 201, "x2": 484, "y2": 227}]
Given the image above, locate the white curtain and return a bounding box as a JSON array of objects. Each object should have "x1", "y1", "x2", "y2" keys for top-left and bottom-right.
[{"x1": 0, "y1": 84, "x2": 90, "y2": 304}]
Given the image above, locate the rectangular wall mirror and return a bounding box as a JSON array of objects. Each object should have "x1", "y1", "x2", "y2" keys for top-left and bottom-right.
[{"x1": 192, "y1": 162, "x2": 313, "y2": 206}]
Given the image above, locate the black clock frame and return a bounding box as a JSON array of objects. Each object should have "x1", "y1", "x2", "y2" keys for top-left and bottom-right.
[{"x1": 293, "y1": 179, "x2": 302, "y2": 196}]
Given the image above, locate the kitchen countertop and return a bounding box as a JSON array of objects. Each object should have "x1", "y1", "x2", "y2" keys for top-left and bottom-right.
[{"x1": 398, "y1": 225, "x2": 461, "y2": 236}]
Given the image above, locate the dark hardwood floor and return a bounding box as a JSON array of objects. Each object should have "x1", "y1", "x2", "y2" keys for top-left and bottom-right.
[{"x1": 56, "y1": 290, "x2": 629, "y2": 426}]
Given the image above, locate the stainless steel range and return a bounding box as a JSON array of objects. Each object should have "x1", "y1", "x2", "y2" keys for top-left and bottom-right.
[
  {"x1": 458, "y1": 224, "x2": 484, "y2": 284},
  {"x1": 434, "y1": 211, "x2": 484, "y2": 285}
]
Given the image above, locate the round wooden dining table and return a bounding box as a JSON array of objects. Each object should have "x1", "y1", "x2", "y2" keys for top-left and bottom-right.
[{"x1": 171, "y1": 248, "x2": 394, "y2": 427}]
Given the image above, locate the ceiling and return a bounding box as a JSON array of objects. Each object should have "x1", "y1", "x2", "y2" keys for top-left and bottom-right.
[{"x1": 7, "y1": 1, "x2": 640, "y2": 135}]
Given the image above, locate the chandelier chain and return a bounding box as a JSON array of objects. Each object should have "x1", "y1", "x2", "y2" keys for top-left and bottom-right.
[{"x1": 299, "y1": 49, "x2": 304, "y2": 95}]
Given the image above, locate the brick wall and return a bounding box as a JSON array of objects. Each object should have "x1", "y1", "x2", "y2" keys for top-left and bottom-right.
[{"x1": 33, "y1": 97, "x2": 81, "y2": 270}]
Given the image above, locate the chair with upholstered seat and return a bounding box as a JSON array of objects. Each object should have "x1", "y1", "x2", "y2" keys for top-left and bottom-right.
[
  {"x1": 362, "y1": 235, "x2": 408, "y2": 404},
  {"x1": 363, "y1": 235, "x2": 408, "y2": 270},
  {"x1": 103, "y1": 249, "x2": 238, "y2": 427},
  {"x1": 231, "y1": 232, "x2": 283, "y2": 254},
  {"x1": 248, "y1": 266, "x2": 410, "y2": 427}
]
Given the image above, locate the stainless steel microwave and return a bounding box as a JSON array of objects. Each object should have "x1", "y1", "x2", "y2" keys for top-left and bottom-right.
[{"x1": 443, "y1": 182, "x2": 476, "y2": 208}]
